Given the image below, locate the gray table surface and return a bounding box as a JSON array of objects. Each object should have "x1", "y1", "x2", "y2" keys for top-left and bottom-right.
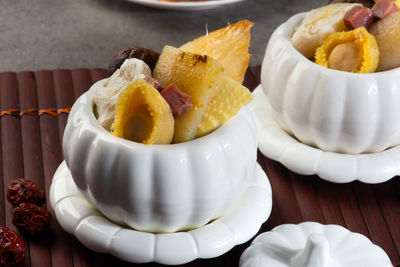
[{"x1": 0, "y1": 0, "x2": 322, "y2": 72}]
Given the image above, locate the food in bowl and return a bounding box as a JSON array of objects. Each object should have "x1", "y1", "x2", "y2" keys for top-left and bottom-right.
[
  {"x1": 112, "y1": 80, "x2": 175, "y2": 144},
  {"x1": 94, "y1": 20, "x2": 254, "y2": 144},
  {"x1": 314, "y1": 27, "x2": 379, "y2": 73},
  {"x1": 261, "y1": 8, "x2": 400, "y2": 154},
  {"x1": 93, "y1": 58, "x2": 152, "y2": 131},
  {"x1": 63, "y1": 20, "x2": 259, "y2": 233},
  {"x1": 291, "y1": 1, "x2": 400, "y2": 73},
  {"x1": 291, "y1": 3, "x2": 360, "y2": 59},
  {"x1": 369, "y1": 11, "x2": 400, "y2": 71}
]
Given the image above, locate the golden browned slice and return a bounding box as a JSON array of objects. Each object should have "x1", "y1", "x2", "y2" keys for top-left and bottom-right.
[
  {"x1": 153, "y1": 45, "x2": 225, "y2": 143},
  {"x1": 179, "y1": 20, "x2": 253, "y2": 84},
  {"x1": 112, "y1": 80, "x2": 174, "y2": 145},
  {"x1": 196, "y1": 76, "x2": 254, "y2": 137}
]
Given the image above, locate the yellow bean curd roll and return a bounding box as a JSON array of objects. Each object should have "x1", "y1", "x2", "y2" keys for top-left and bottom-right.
[
  {"x1": 112, "y1": 80, "x2": 174, "y2": 145},
  {"x1": 315, "y1": 27, "x2": 379, "y2": 73}
]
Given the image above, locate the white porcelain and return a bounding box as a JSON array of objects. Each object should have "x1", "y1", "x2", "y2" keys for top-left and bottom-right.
[
  {"x1": 239, "y1": 222, "x2": 392, "y2": 267},
  {"x1": 63, "y1": 79, "x2": 257, "y2": 233},
  {"x1": 50, "y1": 161, "x2": 272, "y2": 265},
  {"x1": 261, "y1": 13, "x2": 400, "y2": 154},
  {"x1": 250, "y1": 85, "x2": 400, "y2": 183},
  {"x1": 123, "y1": 0, "x2": 245, "y2": 10}
]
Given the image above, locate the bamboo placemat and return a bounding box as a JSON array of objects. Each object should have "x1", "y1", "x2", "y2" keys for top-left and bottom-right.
[{"x1": 0, "y1": 67, "x2": 399, "y2": 267}]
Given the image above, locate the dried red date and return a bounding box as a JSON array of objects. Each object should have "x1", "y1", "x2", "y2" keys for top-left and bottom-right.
[
  {"x1": 0, "y1": 227, "x2": 25, "y2": 265},
  {"x1": 12, "y1": 203, "x2": 52, "y2": 235},
  {"x1": 107, "y1": 46, "x2": 160, "y2": 76},
  {"x1": 7, "y1": 178, "x2": 45, "y2": 207}
]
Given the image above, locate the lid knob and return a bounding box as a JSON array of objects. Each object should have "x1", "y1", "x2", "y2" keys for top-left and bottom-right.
[{"x1": 291, "y1": 233, "x2": 337, "y2": 267}]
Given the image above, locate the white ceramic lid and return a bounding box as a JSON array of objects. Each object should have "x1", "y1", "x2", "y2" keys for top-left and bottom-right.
[{"x1": 240, "y1": 222, "x2": 392, "y2": 267}]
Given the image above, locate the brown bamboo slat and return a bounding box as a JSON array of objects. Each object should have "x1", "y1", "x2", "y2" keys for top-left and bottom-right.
[
  {"x1": 35, "y1": 70, "x2": 73, "y2": 267},
  {"x1": 314, "y1": 179, "x2": 345, "y2": 226},
  {"x1": 290, "y1": 173, "x2": 326, "y2": 222},
  {"x1": 90, "y1": 69, "x2": 108, "y2": 83},
  {"x1": 0, "y1": 72, "x2": 31, "y2": 266},
  {"x1": 260, "y1": 157, "x2": 304, "y2": 224},
  {"x1": 18, "y1": 71, "x2": 52, "y2": 267},
  {"x1": 0, "y1": 72, "x2": 24, "y2": 228},
  {"x1": 53, "y1": 69, "x2": 75, "y2": 142},
  {"x1": 332, "y1": 184, "x2": 370, "y2": 237},
  {"x1": 71, "y1": 69, "x2": 92, "y2": 98},
  {"x1": 353, "y1": 183, "x2": 399, "y2": 262},
  {"x1": 373, "y1": 182, "x2": 400, "y2": 257},
  {"x1": 0, "y1": 67, "x2": 398, "y2": 267},
  {"x1": 0, "y1": 77, "x2": 3, "y2": 228}
]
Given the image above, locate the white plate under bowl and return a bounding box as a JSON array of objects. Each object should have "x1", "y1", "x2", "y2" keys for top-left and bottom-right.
[
  {"x1": 49, "y1": 161, "x2": 272, "y2": 265},
  {"x1": 250, "y1": 85, "x2": 400, "y2": 184},
  {"x1": 124, "y1": 0, "x2": 245, "y2": 10}
]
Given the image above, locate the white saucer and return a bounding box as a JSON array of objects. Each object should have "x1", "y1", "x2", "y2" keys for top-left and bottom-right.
[
  {"x1": 49, "y1": 161, "x2": 272, "y2": 265},
  {"x1": 124, "y1": 0, "x2": 245, "y2": 11},
  {"x1": 249, "y1": 85, "x2": 400, "y2": 184}
]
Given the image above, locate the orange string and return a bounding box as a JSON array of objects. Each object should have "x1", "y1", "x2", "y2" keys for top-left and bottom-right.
[
  {"x1": 38, "y1": 108, "x2": 58, "y2": 116},
  {"x1": 57, "y1": 107, "x2": 71, "y2": 115},
  {"x1": 0, "y1": 107, "x2": 71, "y2": 117},
  {"x1": 20, "y1": 108, "x2": 38, "y2": 117},
  {"x1": 0, "y1": 108, "x2": 20, "y2": 116}
]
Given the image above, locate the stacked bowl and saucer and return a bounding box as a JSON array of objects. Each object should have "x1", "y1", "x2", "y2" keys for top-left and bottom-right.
[
  {"x1": 242, "y1": 3, "x2": 398, "y2": 266},
  {"x1": 49, "y1": 78, "x2": 273, "y2": 264}
]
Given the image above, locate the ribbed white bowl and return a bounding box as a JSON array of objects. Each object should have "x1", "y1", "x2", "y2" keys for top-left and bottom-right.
[
  {"x1": 63, "y1": 80, "x2": 257, "y2": 233},
  {"x1": 261, "y1": 13, "x2": 400, "y2": 154}
]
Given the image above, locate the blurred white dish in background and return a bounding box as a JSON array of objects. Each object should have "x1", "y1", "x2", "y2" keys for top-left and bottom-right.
[
  {"x1": 261, "y1": 13, "x2": 400, "y2": 154},
  {"x1": 124, "y1": 0, "x2": 245, "y2": 10},
  {"x1": 250, "y1": 85, "x2": 400, "y2": 183},
  {"x1": 239, "y1": 222, "x2": 392, "y2": 267},
  {"x1": 63, "y1": 79, "x2": 258, "y2": 233},
  {"x1": 50, "y1": 162, "x2": 272, "y2": 265}
]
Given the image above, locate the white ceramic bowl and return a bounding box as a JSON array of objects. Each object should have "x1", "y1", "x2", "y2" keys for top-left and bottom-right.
[
  {"x1": 261, "y1": 13, "x2": 400, "y2": 154},
  {"x1": 63, "y1": 80, "x2": 258, "y2": 233}
]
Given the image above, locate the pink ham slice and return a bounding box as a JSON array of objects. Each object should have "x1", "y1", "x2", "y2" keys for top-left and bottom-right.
[
  {"x1": 144, "y1": 76, "x2": 164, "y2": 92},
  {"x1": 161, "y1": 84, "x2": 193, "y2": 119},
  {"x1": 344, "y1": 5, "x2": 375, "y2": 29},
  {"x1": 371, "y1": 0, "x2": 399, "y2": 18}
]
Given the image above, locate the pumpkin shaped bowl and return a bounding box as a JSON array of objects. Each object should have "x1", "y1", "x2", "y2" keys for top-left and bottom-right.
[
  {"x1": 62, "y1": 79, "x2": 258, "y2": 233},
  {"x1": 261, "y1": 13, "x2": 400, "y2": 154}
]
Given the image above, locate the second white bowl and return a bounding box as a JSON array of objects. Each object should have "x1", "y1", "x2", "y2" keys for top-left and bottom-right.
[{"x1": 261, "y1": 13, "x2": 400, "y2": 154}]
